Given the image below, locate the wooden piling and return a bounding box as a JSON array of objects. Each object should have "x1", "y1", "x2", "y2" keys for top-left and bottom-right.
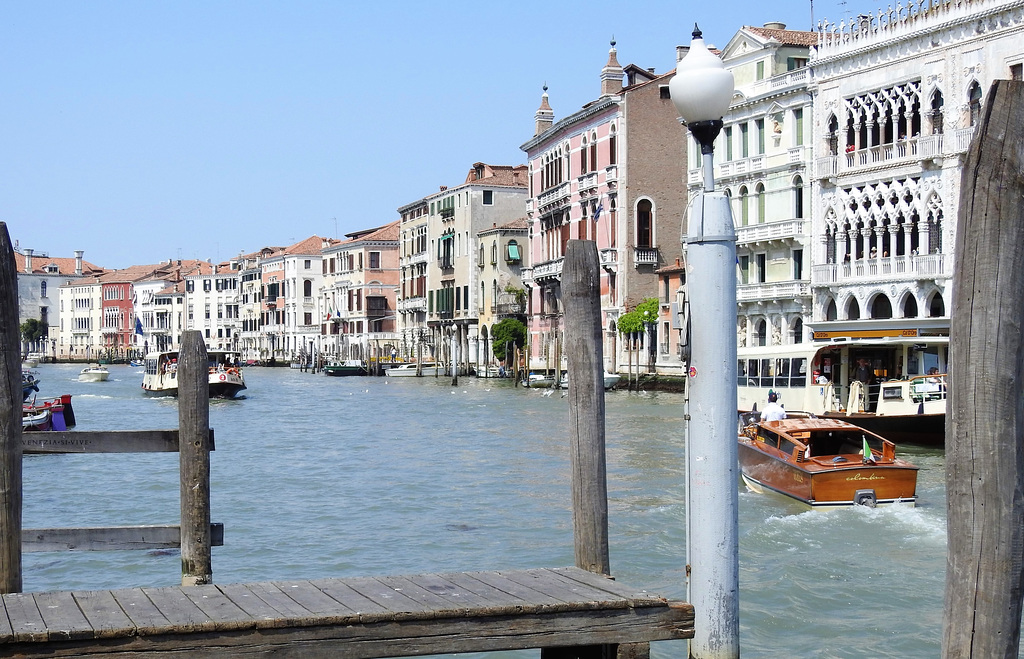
[
  {"x1": 944, "y1": 79, "x2": 1024, "y2": 658},
  {"x1": 0, "y1": 223, "x2": 22, "y2": 594},
  {"x1": 178, "y1": 331, "x2": 212, "y2": 586},
  {"x1": 561, "y1": 240, "x2": 610, "y2": 576}
]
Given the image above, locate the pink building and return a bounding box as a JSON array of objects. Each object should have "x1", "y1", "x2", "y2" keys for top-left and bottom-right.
[{"x1": 520, "y1": 41, "x2": 689, "y2": 376}]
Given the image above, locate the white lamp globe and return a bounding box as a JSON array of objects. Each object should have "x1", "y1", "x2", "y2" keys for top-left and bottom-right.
[{"x1": 669, "y1": 25, "x2": 735, "y2": 124}]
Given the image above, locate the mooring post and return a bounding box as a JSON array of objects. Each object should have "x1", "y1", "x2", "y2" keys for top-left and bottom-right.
[
  {"x1": 0, "y1": 223, "x2": 22, "y2": 594},
  {"x1": 562, "y1": 240, "x2": 610, "y2": 575},
  {"x1": 178, "y1": 331, "x2": 212, "y2": 586},
  {"x1": 944, "y1": 79, "x2": 1024, "y2": 658}
]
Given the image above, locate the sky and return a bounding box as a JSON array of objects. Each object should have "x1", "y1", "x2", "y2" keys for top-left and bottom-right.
[{"x1": 2, "y1": 0, "x2": 852, "y2": 270}]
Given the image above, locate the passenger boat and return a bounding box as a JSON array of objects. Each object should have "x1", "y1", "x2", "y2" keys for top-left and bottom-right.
[
  {"x1": 323, "y1": 360, "x2": 367, "y2": 376},
  {"x1": 738, "y1": 416, "x2": 918, "y2": 508},
  {"x1": 142, "y1": 350, "x2": 246, "y2": 397},
  {"x1": 738, "y1": 331, "x2": 948, "y2": 445},
  {"x1": 384, "y1": 362, "x2": 436, "y2": 377},
  {"x1": 78, "y1": 364, "x2": 110, "y2": 382}
]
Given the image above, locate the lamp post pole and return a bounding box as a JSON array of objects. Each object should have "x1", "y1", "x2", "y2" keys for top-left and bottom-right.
[{"x1": 670, "y1": 25, "x2": 740, "y2": 659}]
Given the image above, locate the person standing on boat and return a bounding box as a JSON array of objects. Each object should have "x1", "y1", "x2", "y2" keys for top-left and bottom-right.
[{"x1": 760, "y1": 392, "x2": 787, "y2": 422}]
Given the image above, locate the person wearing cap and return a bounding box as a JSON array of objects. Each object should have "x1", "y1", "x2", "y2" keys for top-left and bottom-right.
[{"x1": 760, "y1": 391, "x2": 787, "y2": 421}]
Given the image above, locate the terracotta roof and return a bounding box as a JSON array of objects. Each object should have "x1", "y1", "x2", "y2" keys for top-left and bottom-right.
[
  {"x1": 271, "y1": 235, "x2": 339, "y2": 257},
  {"x1": 462, "y1": 163, "x2": 528, "y2": 188},
  {"x1": 14, "y1": 251, "x2": 104, "y2": 277},
  {"x1": 93, "y1": 259, "x2": 212, "y2": 283},
  {"x1": 745, "y1": 26, "x2": 818, "y2": 47},
  {"x1": 356, "y1": 221, "x2": 400, "y2": 243}
]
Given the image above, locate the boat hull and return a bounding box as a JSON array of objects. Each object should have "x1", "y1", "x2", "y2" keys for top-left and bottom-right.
[
  {"x1": 79, "y1": 370, "x2": 109, "y2": 382},
  {"x1": 738, "y1": 439, "x2": 917, "y2": 507},
  {"x1": 324, "y1": 366, "x2": 367, "y2": 376},
  {"x1": 384, "y1": 364, "x2": 436, "y2": 377}
]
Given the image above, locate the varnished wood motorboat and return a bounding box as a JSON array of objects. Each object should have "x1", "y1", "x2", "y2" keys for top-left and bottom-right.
[{"x1": 738, "y1": 416, "x2": 918, "y2": 508}]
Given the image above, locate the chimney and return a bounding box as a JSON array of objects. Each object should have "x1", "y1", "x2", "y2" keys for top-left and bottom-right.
[
  {"x1": 24, "y1": 248, "x2": 33, "y2": 273},
  {"x1": 74, "y1": 250, "x2": 84, "y2": 275},
  {"x1": 600, "y1": 39, "x2": 624, "y2": 96},
  {"x1": 440, "y1": 185, "x2": 448, "y2": 191},
  {"x1": 676, "y1": 45, "x2": 690, "y2": 62},
  {"x1": 534, "y1": 85, "x2": 554, "y2": 136}
]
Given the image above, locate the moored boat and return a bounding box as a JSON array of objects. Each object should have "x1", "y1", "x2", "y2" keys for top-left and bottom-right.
[
  {"x1": 738, "y1": 416, "x2": 918, "y2": 508},
  {"x1": 22, "y1": 395, "x2": 75, "y2": 432},
  {"x1": 384, "y1": 362, "x2": 436, "y2": 377},
  {"x1": 22, "y1": 369, "x2": 40, "y2": 401},
  {"x1": 523, "y1": 373, "x2": 556, "y2": 388},
  {"x1": 323, "y1": 360, "x2": 367, "y2": 377},
  {"x1": 560, "y1": 372, "x2": 621, "y2": 390},
  {"x1": 142, "y1": 350, "x2": 246, "y2": 397},
  {"x1": 79, "y1": 364, "x2": 110, "y2": 382}
]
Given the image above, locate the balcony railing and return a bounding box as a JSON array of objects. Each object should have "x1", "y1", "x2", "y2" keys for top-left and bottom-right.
[
  {"x1": 495, "y1": 302, "x2": 526, "y2": 316},
  {"x1": 533, "y1": 258, "x2": 564, "y2": 281},
  {"x1": 578, "y1": 172, "x2": 598, "y2": 193},
  {"x1": 811, "y1": 253, "x2": 948, "y2": 285},
  {"x1": 736, "y1": 219, "x2": 806, "y2": 245},
  {"x1": 600, "y1": 248, "x2": 618, "y2": 269},
  {"x1": 737, "y1": 281, "x2": 811, "y2": 302},
  {"x1": 537, "y1": 182, "x2": 571, "y2": 212},
  {"x1": 816, "y1": 127, "x2": 976, "y2": 180},
  {"x1": 605, "y1": 164, "x2": 618, "y2": 184},
  {"x1": 634, "y1": 247, "x2": 659, "y2": 266}
]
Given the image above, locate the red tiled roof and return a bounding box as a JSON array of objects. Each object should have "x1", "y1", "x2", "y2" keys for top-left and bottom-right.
[
  {"x1": 462, "y1": 163, "x2": 528, "y2": 188},
  {"x1": 745, "y1": 26, "x2": 818, "y2": 47},
  {"x1": 14, "y1": 252, "x2": 104, "y2": 276}
]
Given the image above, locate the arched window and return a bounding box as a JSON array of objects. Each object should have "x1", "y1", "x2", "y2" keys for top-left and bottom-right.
[
  {"x1": 590, "y1": 131, "x2": 598, "y2": 171},
  {"x1": 609, "y1": 125, "x2": 617, "y2": 165},
  {"x1": 40, "y1": 281, "x2": 47, "y2": 298},
  {"x1": 826, "y1": 298, "x2": 838, "y2": 321},
  {"x1": 637, "y1": 199, "x2": 653, "y2": 248},
  {"x1": 969, "y1": 82, "x2": 983, "y2": 127},
  {"x1": 479, "y1": 244, "x2": 485, "y2": 267},
  {"x1": 931, "y1": 90, "x2": 944, "y2": 135},
  {"x1": 870, "y1": 294, "x2": 893, "y2": 319},
  {"x1": 793, "y1": 176, "x2": 804, "y2": 219},
  {"x1": 755, "y1": 319, "x2": 767, "y2": 346},
  {"x1": 827, "y1": 114, "x2": 839, "y2": 156},
  {"x1": 791, "y1": 318, "x2": 804, "y2": 344},
  {"x1": 755, "y1": 183, "x2": 766, "y2": 224},
  {"x1": 506, "y1": 239, "x2": 522, "y2": 264},
  {"x1": 738, "y1": 186, "x2": 750, "y2": 226},
  {"x1": 303, "y1": 280, "x2": 312, "y2": 297},
  {"x1": 491, "y1": 241, "x2": 498, "y2": 264},
  {"x1": 848, "y1": 298, "x2": 861, "y2": 320},
  {"x1": 903, "y1": 294, "x2": 919, "y2": 318},
  {"x1": 929, "y1": 292, "x2": 946, "y2": 317},
  {"x1": 580, "y1": 135, "x2": 589, "y2": 174}
]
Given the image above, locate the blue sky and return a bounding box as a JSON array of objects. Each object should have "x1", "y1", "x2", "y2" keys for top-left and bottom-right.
[{"x1": 2, "y1": 0, "x2": 849, "y2": 269}]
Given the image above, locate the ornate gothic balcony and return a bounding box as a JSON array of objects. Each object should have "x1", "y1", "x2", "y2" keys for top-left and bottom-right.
[{"x1": 812, "y1": 253, "x2": 948, "y2": 285}]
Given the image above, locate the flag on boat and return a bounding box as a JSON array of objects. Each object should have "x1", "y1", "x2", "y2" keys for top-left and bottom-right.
[
  {"x1": 135, "y1": 317, "x2": 143, "y2": 335},
  {"x1": 862, "y1": 437, "x2": 874, "y2": 463}
]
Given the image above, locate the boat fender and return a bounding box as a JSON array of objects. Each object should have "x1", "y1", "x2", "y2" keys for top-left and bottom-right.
[{"x1": 853, "y1": 489, "x2": 877, "y2": 508}]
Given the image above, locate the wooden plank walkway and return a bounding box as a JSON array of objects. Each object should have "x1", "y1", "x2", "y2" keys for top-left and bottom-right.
[{"x1": 0, "y1": 567, "x2": 693, "y2": 658}]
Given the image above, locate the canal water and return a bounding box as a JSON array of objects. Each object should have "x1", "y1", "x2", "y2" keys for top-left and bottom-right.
[{"x1": 23, "y1": 363, "x2": 953, "y2": 657}]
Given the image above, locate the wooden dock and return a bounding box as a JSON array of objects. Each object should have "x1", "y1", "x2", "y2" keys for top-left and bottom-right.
[{"x1": 0, "y1": 567, "x2": 693, "y2": 658}]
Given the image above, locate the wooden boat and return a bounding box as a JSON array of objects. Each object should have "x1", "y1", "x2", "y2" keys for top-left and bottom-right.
[
  {"x1": 738, "y1": 416, "x2": 918, "y2": 508},
  {"x1": 384, "y1": 362, "x2": 436, "y2": 377},
  {"x1": 142, "y1": 350, "x2": 246, "y2": 398},
  {"x1": 22, "y1": 395, "x2": 75, "y2": 432},
  {"x1": 78, "y1": 364, "x2": 110, "y2": 382},
  {"x1": 323, "y1": 360, "x2": 367, "y2": 376}
]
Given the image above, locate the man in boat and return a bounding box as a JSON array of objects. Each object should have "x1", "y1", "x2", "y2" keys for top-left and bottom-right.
[{"x1": 760, "y1": 392, "x2": 787, "y2": 422}]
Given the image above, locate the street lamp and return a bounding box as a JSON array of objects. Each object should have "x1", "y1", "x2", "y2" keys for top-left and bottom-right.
[{"x1": 669, "y1": 24, "x2": 739, "y2": 659}]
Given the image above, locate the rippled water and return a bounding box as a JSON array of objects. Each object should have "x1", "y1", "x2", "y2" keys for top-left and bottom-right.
[{"x1": 22, "y1": 363, "x2": 956, "y2": 657}]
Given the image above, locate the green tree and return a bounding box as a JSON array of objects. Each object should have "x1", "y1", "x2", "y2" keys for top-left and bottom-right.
[
  {"x1": 636, "y1": 297, "x2": 659, "y2": 329},
  {"x1": 20, "y1": 318, "x2": 47, "y2": 344},
  {"x1": 492, "y1": 318, "x2": 526, "y2": 363}
]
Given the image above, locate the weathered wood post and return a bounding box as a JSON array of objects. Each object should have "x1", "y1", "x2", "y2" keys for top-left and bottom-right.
[
  {"x1": 562, "y1": 240, "x2": 610, "y2": 575},
  {"x1": 178, "y1": 331, "x2": 212, "y2": 586},
  {"x1": 944, "y1": 79, "x2": 1024, "y2": 658},
  {"x1": 0, "y1": 223, "x2": 22, "y2": 594}
]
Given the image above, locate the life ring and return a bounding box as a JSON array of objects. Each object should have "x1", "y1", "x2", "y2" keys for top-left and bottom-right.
[{"x1": 219, "y1": 374, "x2": 226, "y2": 381}]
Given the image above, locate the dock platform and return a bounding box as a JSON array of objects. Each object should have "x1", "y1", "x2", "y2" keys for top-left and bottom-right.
[{"x1": 0, "y1": 567, "x2": 693, "y2": 657}]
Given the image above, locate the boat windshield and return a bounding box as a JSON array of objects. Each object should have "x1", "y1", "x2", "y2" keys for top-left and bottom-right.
[{"x1": 806, "y1": 429, "x2": 879, "y2": 456}]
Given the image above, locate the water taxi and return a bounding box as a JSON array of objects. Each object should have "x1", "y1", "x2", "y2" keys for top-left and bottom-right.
[
  {"x1": 78, "y1": 364, "x2": 110, "y2": 382},
  {"x1": 738, "y1": 329, "x2": 947, "y2": 445},
  {"x1": 738, "y1": 416, "x2": 918, "y2": 508},
  {"x1": 384, "y1": 362, "x2": 436, "y2": 377},
  {"x1": 142, "y1": 350, "x2": 246, "y2": 397}
]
